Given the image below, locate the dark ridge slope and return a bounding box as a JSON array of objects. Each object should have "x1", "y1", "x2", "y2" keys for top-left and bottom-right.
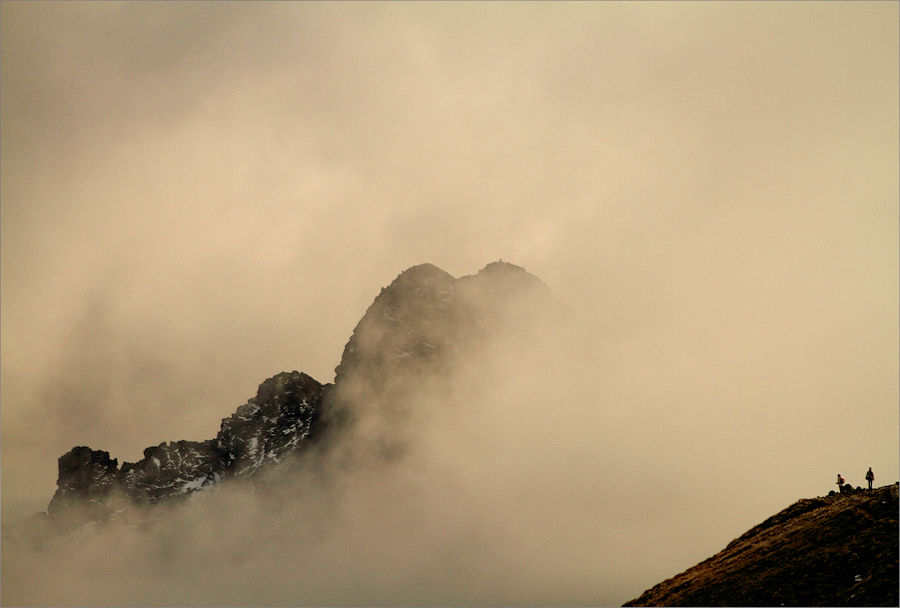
[
  {"x1": 624, "y1": 483, "x2": 899, "y2": 607},
  {"x1": 323, "y1": 260, "x2": 562, "y2": 460}
]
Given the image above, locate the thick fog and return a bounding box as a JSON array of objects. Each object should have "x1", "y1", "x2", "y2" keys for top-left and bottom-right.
[{"x1": 2, "y1": 3, "x2": 898, "y2": 606}]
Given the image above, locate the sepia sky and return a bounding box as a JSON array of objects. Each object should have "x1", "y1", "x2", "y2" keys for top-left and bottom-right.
[{"x1": 1, "y1": 2, "x2": 898, "y2": 605}]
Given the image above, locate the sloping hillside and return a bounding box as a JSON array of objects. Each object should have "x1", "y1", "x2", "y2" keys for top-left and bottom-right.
[{"x1": 625, "y1": 483, "x2": 899, "y2": 607}]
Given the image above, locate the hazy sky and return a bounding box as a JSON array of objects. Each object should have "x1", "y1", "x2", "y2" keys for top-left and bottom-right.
[{"x1": 1, "y1": 2, "x2": 898, "y2": 605}]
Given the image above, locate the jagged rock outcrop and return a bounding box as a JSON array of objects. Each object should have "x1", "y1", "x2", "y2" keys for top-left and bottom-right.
[
  {"x1": 623, "y1": 483, "x2": 900, "y2": 607},
  {"x1": 216, "y1": 370, "x2": 323, "y2": 477},
  {"x1": 47, "y1": 447, "x2": 120, "y2": 516},
  {"x1": 118, "y1": 439, "x2": 225, "y2": 504},
  {"x1": 47, "y1": 370, "x2": 327, "y2": 520},
  {"x1": 41, "y1": 261, "x2": 562, "y2": 523}
]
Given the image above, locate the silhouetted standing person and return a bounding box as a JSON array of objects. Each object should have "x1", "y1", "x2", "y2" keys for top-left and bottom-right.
[
  {"x1": 866, "y1": 467, "x2": 874, "y2": 490},
  {"x1": 837, "y1": 474, "x2": 845, "y2": 493}
]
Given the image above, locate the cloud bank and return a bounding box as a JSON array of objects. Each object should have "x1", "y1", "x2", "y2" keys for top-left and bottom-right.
[{"x1": 2, "y1": 2, "x2": 898, "y2": 605}]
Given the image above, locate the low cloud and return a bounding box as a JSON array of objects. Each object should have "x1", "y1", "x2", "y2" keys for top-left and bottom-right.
[
  {"x1": 2, "y1": 304, "x2": 702, "y2": 607},
  {"x1": 2, "y1": 2, "x2": 897, "y2": 606}
]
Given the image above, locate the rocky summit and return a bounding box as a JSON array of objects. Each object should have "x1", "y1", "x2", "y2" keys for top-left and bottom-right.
[
  {"x1": 36, "y1": 261, "x2": 561, "y2": 527},
  {"x1": 624, "y1": 483, "x2": 899, "y2": 607}
]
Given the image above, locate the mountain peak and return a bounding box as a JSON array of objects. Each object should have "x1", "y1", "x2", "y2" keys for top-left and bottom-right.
[
  {"x1": 326, "y1": 260, "x2": 562, "y2": 460},
  {"x1": 478, "y1": 260, "x2": 526, "y2": 274},
  {"x1": 35, "y1": 261, "x2": 561, "y2": 525},
  {"x1": 463, "y1": 260, "x2": 552, "y2": 299},
  {"x1": 396, "y1": 262, "x2": 455, "y2": 280}
]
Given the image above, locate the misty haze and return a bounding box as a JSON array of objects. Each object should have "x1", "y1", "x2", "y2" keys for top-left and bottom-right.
[{"x1": 1, "y1": 2, "x2": 898, "y2": 607}]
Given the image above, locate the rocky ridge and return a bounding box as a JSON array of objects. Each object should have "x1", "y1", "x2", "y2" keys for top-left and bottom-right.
[
  {"x1": 35, "y1": 261, "x2": 560, "y2": 526},
  {"x1": 46, "y1": 370, "x2": 324, "y2": 520},
  {"x1": 624, "y1": 483, "x2": 899, "y2": 607}
]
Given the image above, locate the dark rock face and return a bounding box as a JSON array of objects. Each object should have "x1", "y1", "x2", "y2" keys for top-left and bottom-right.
[
  {"x1": 333, "y1": 261, "x2": 557, "y2": 393},
  {"x1": 624, "y1": 483, "x2": 900, "y2": 607},
  {"x1": 118, "y1": 440, "x2": 225, "y2": 504},
  {"x1": 46, "y1": 370, "x2": 327, "y2": 519},
  {"x1": 47, "y1": 447, "x2": 120, "y2": 516},
  {"x1": 216, "y1": 370, "x2": 322, "y2": 477},
  {"x1": 334, "y1": 263, "x2": 458, "y2": 395},
  {"x1": 42, "y1": 261, "x2": 559, "y2": 522}
]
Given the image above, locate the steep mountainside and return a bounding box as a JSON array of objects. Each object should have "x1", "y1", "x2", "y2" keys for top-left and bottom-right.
[
  {"x1": 624, "y1": 483, "x2": 899, "y2": 607},
  {"x1": 31, "y1": 261, "x2": 561, "y2": 528},
  {"x1": 326, "y1": 261, "x2": 562, "y2": 460}
]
